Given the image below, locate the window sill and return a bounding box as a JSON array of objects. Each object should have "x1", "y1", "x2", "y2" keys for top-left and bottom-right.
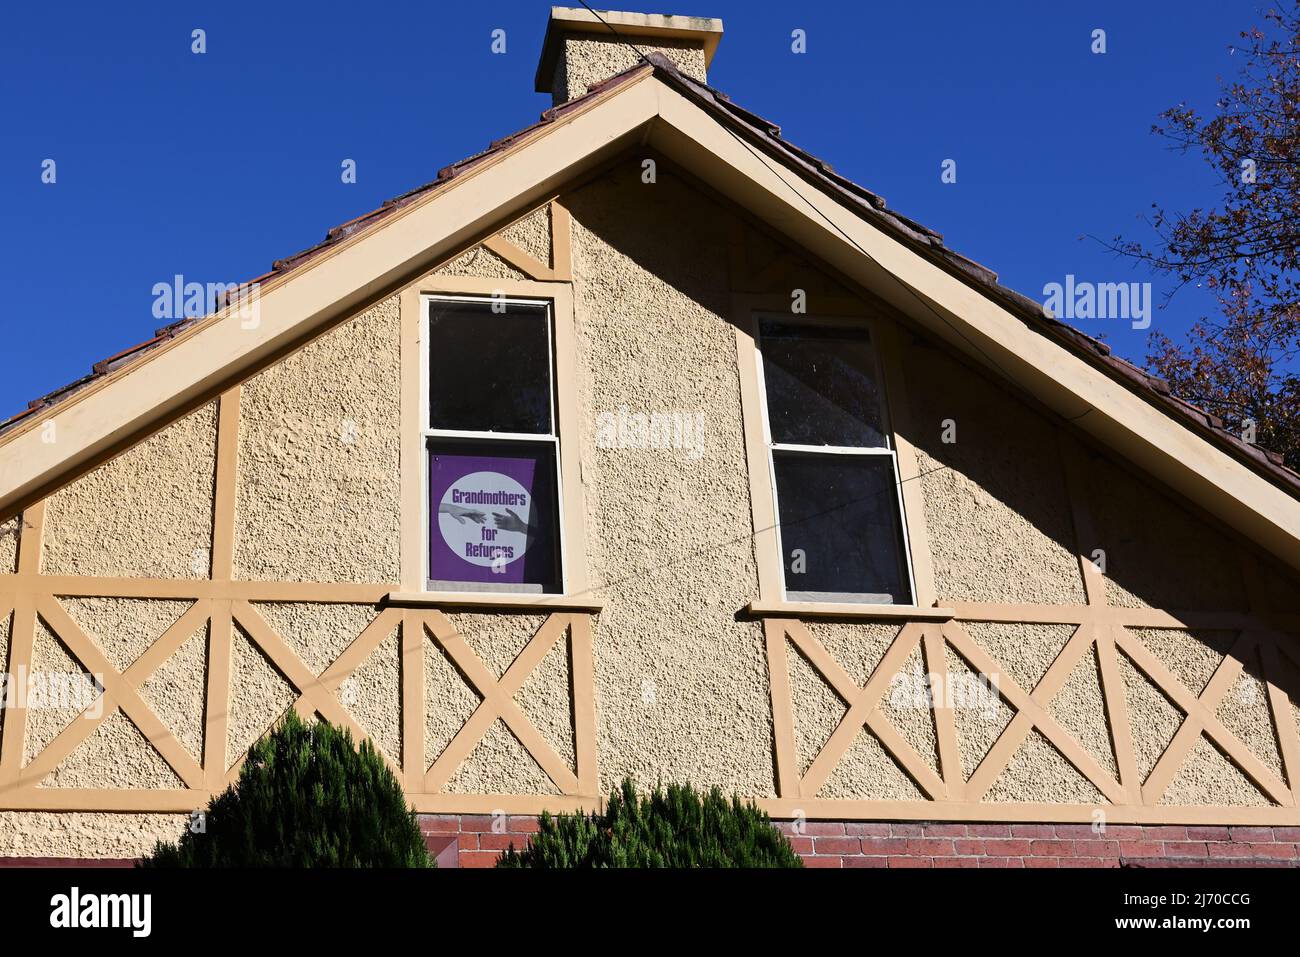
[
  {"x1": 384, "y1": 591, "x2": 602, "y2": 612},
  {"x1": 746, "y1": 600, "x2": 954, "y2": 621}
]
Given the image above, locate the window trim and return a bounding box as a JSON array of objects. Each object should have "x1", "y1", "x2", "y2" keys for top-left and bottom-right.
[
  {"x1": 733, "y1": 294, "x2": 937, "y2": 612},
  {"x1": 399, "y1": 277, "x2": 591, "y2": 601}
]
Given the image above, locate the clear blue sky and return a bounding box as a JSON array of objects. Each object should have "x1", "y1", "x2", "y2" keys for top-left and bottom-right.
[{"x1": 0, "y1": 0, "x2": 1253, "y2": 418}]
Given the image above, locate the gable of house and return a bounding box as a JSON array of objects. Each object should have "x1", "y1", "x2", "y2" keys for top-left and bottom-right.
[{"x1": 1, "y1": 8, "x2": 1298, "y2": 859}]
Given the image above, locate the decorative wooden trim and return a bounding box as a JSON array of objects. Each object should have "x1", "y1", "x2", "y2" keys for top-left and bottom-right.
[
  {"x1": 211, "y1": 387, "x2": 240, "y2": 580},
  {"x1": 569, "y1": 613, "x2": 598, "y2": 795},
  {"x1": 753, "y1": 798, "x2": 1300, "y2": 826},
  {"x1": 875, "y1": 318, "x2": 938, "y2": 608},
  {"x1": 385, "y1": 591, "x2": 602, "y2": 612},
  {"x1": 763, "y1": 619, "x2": 800, "y2": 799},
  {"x1": 550, "y1": 199, "x2": 573, "y2": 281},
  {"x1": 482, "y1": 235, "x2": 557, "y2": 282},
  {"x1": 400, "y1": 611, "x2": 425, "y2": 789},
  {"x1": 1096, "y1": 624, "x2": 1141, "y2": 803},
  {"x1": 922, "y1": 624, "x2": 963, "y2": 798},
  {"x1": 747, "y1": 600, "x2": 953, "y2": 621},
  {"x1": 1260, "y1": 642, "x2": 1300, "y2": 805},
  {"x1": 0, "y1": 501, "x2": 43, "y2": 780}
]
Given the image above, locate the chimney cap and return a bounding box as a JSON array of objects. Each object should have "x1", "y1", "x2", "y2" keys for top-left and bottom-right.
[{"x1": 534, "y1": 7, "x2": 724, "y2": 94}]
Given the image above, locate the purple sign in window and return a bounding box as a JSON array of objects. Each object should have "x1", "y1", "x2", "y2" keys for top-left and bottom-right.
[{"x1": 427, "y1": 442, "x2": 559, "y2": 589}]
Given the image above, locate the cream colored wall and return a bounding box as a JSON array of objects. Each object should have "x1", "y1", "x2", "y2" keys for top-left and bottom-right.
[
  {"x1": 553, "y1": 37, "x2": 707, "y2": 103},
  {"x1": 1, "y1": 161, "x2": 1297, "y2": 856}
]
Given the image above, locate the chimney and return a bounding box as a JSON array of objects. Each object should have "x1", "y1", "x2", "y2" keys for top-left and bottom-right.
[{"x1": 535, "y1": 6, "x2": 724, "y2": 105}]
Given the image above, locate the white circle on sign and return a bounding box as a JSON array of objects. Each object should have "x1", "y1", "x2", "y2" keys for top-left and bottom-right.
[{"x1": 438, "y1": 471, "x2": 532, "y2": 568}]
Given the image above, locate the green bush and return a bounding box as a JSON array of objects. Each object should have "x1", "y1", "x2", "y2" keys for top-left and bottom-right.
[
  {"x1": 496, "y1": 778, "x2": 803, "y2": 868},
  {"x1": 141, "y1": 711, "x2": 430, "y2": 867}
]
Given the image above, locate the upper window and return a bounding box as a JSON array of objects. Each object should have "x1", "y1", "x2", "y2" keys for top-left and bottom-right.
[
  {"x1": 424, "y1": 296, "x2": 563, "y2": 594},
  {"x1": 757, "y1": 319, "x2": 914, "y2": 605}
]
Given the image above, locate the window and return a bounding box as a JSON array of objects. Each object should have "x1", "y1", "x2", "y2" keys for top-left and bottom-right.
[
  {"x1": 756, "y1": 318, "x2": 915, "y2": 604},
  {"x1": 423, "y1": 296, "x2": 564, "y2": 593}
]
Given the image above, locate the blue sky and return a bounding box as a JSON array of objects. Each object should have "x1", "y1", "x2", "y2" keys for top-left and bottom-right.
[{"x1": 0, "y1": 1, "x2": 1255, "y2": 417}]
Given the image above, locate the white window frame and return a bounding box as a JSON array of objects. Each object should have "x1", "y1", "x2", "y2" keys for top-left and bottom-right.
[
  {"x1": 753, "y1": 312, "x2": 919, "y2": 606},
  {"x1": 419, "y1": 293, "x2": 569, "y2": 595}
]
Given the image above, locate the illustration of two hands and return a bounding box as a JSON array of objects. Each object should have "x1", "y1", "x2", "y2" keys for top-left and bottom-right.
[{"x1": 440, "y1": 503, "x2": 529, "y2": 534}]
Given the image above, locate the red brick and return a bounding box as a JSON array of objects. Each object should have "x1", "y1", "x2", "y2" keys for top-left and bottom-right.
[
  {"x1": 1206, "y1": 841, "x2": 1251, "y2": 858},
  {"x1": 508, "y1": 817, "x2": 541, "y2": 834},
  {"x1": 798, "y1": 822, "x2": 847, "y2": 837},
  {"x1": 1144, "y1": 826, "x2": 1186, "y2": 841},
  {"x1": 803, "y1": 856, "x2": 842, "y2": 868},
  {"x1": 1070, "y1": 858, "x2": 1119, "y2": 868},
  {"x1": 922, "y1": 824, "x2": 967, "y2": 838},
  {"x1": 419, "y1": 815, "x2": 460, "y2": 835},
  {"x1": 458, "y1": 851, "x2": 501, "y2": 868},
  {"x1": 1070, "y1": 840, "x2": 1121, "y2": 858},
  {"x1": 1186, "y1": 826, "x2": 1230, "y2": 842},
  {"x1": 1025, "y1": 857, "x2": 1059, "y2": 868},
  {"x1": 788, "y1": 837, "x2": 814, "y2": 855},
  {"x1": 966, "y1": 825, "x2": 1011, "y2": 838},
  {"x1": 1247, "y1": 842, "x2": 1297, "y2": 859},
  {"x1": 1273, "y1": 827, "x2": 1300, "y2": 842},
  {"x1": 813, "y1": 837, "x2": 862, "y2": 855},
  {"x1": 1028, "y1": 840, "x2": 1072, "y2": 857},
  {"x1": 982, "y1": 840, "x2": 1032, "y2": 857},
  {"x1": 1118, "y1": 841, "x2": 1163, "y2": 858},
  {"x1": 460, "y1": 815, "x2": 497, "y2": 832},
  {"x1": 888, "y1": 856, "x2": 932, "y2": 868},
  {"x1": 1055, "y1": 824, "x2": 1104, "y2": 839},
  {"x1": 860, "y1": 837, "x2": 908, "y2": 855},
  {"x1": 1164, "y1": 842, "x2": 1209, "y2": 857},
  {"x1": 846, "y1": 823, "x2": 892, "y2": 837},
  {"x1": 1011, "y1": 824, "x2": 1057, "y2": 839},
  {"x1": 890, "y1": 823, "x2": 924, "y2": 837},
  {"x1": 478, "y1": 833, "x2": 525, "y2": 851},
  {"x1": 1102, "y1": 825, "x2": 1145, "y2": 840},
  {"x1": 978, "y1": 857, "x2": 1023, "y2": 867},
  {"x1": 1229, "y1": 826, "x2": 1273, "y2": 842},
  {"x1": 905, "y1": 838, "x2": 955, "y2": 857},
  {"x1": 457, "y1": 833, "x2": 479, "y2": 851},
  {"x1": 953, "y1": 840, "x2": 985, "y2": 856},
  {"x1": 933, "y1": 857, "x2": 978, "y2": 868},
  {"x1": 844, "y1": 855, "x2": 888, "y2": 868}
]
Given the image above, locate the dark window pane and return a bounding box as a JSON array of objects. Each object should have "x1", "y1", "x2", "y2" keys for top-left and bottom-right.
[
  {"x1": 428, "y1": 299, "x2": 552, "y2": 434},
  {"x1": 427, "y1": 439, "x2": 561, "y2": 593},
  {"x1": 773, "y1": 451, "x2": 911, "y2": 603},
  {"x1": 759, "y1": 321, "x2": 886, "y2": 447}
]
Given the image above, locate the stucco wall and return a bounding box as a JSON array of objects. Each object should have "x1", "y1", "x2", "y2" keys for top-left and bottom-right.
[
  {"x1": 553, "y1": 36, "x2": 707, "y2": 103},
  {"x1": 42, "y1": 402, "x2": 217, "y2": 579},
  {"x1": 2, "y1": 158, "x2": 1297, "y2": 857},
  {"x1": 233, "y1": 296, "x2": 401, "y2": 584}
]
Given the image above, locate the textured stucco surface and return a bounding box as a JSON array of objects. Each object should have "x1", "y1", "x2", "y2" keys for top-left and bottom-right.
[
  {"x1": 904, "y1": 341, "x2": 1087, "y2": 605},
  {"x1": 554, "y1": 36, "x2": 707, "y2": 103},
  {"x1": 568, "y1": 168, "x2": 774, "y2": 797},
  {"x1": 0, "y1": 812, "x2": 188, "y2": 858},
  {"x1": 140, "y1": 623, "x2": 208, "y2": 765},
  {"x1": 226, "y1": 624, "x2": 295, "y2": 769},
  {"x1": 234, "y1": 297, "x2": 400, "y2": 584},
  {"x1": 42, "y1": 402, "x2": 217, "y2": 579},
  {"x1": 23, "y1": 618, "x2": 94, "y2": 764},
  {"x1": 60, "y1": 597, "x2": 193, "y2": 673},
  {"x1": 1076, "y1": 444, "x2": 1250, "y2": 611},
  {"x1": 499, "y1": 205, "x2": 552, "y2": 266},
  {"x1": 433, "y1": 246, "x2": 529, "y2": 281},
  {"x1": 5, "y1": 156, "x2": 1299, "y2": 856},
  {"x1": 0, "y1": 513, "x2": 18, "y2": 573}
]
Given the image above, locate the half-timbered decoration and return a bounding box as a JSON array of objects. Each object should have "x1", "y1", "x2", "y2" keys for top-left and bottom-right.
[{"x1": 1, "y1": 8, "x2": 1298, "y2": 866}]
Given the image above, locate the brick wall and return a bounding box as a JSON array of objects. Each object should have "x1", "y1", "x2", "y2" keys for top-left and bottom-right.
[
  {"x1": 419, "y1": 814, "x2": 1300, "y2": 869},
  {"x1": 776, "y1": 822, "x2": 1300, "y2": 868}
]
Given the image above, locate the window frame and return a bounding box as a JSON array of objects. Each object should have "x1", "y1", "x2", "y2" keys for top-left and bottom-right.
[
  {"x1": 397, "y1": 277, "x2": 591, "y2": 605},
  {"x1": 734, "y1": 295, "x2": 936, "y2": 613},
  {"x1": 420, "y1": 293, "x2": 567, "y2": 595}
]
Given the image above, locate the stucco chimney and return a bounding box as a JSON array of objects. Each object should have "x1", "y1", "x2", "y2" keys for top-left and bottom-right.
[{"x1": 535, "y1": 6, "x2": 724, "y2": 105}]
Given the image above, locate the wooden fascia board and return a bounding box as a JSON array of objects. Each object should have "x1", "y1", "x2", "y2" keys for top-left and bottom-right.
[
  {"x1": 0, "y1": 73, "x2": 659, "y2": 518},
  {"x1": 645, "y1": 84, "x2": 1300, "y2": 572}
]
